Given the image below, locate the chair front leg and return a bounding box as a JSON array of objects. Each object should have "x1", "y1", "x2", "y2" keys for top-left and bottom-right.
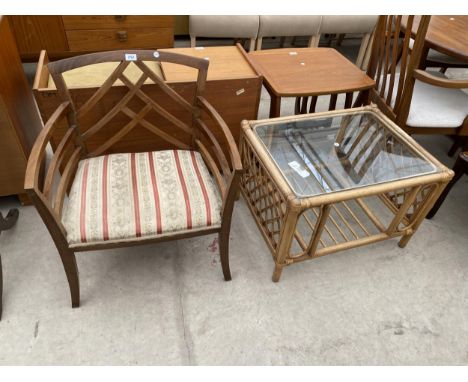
[
  {"x1": 58, "y1": 248, "x2": 80, "y2": 308},
  {"x1": 218, "y1": 227, "x2": 232, "y2": 281},
  {"x1": 426, "y1": 152, "x2": 468, "y2": 219},
  {"x1": 218, "y1": 172, "x2": 242, "y2": 281}
]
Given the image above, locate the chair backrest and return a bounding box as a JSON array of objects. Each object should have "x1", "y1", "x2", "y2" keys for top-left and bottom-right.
[
  {"x1": 256, "y1": 15, "x2": 322, "y2": 49},
  {"x1": 189, "y1": 15, "x2": 259, "y2": 51},
  {"x1": 47, "y1": 50, "x2": 209, "y2": 158},
  {"x1": 320, "y1": 15, "x2": 378, "y2": 35},
  {"x1": 366, "y1": 15, "x2": 431, "y2": 125},
  {"x1": 320, "y1": 15, "x2": 378, "y2": 69}
]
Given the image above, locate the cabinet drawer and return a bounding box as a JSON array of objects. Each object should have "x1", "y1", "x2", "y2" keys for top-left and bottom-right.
[
  {"x1": 62, "y1": 16, "x2": 173, "y2": 30},
  {"x1": 66, "y1": 28, "x2": 173, "y2": 52}
]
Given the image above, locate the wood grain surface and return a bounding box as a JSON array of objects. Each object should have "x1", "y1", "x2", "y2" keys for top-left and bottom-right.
[
  {"x1": 402, "y1": 15, "x2": 468, "y2": 62},
  {"x1": 249, "y1": 47, "x2": 375, "y2": 97}
]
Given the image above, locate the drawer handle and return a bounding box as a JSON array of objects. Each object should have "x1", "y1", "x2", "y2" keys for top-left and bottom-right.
[
  {"x1": 117, "y1": 31, "x2": 128, "y2": 42},
  {"x1": 115, "y1": 16, "x2": 126, "y2": 22}
]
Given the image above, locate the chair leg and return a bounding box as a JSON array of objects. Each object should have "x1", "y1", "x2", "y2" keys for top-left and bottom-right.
[
  {"x1": 356, "y1": 33, "x2": 371, "y2": 69},
  {"x1": 255, "y1": 37, "x2": 263, "y2": 51},
  {"x1": 448, "y1": 136, "x2": 468, "y2": 157},
  {"x1": 0, "y1": 253, "x2": 3, "y2": 320},
  {"x1": 308, "y1": 34, "x2": 321, "y2": 48},
  {"x1": 0, "y1": 208, "x2": 19, "y2": 320},
  {"x1": 336, "y1": 33, "x2": 345, "y2": 46},
  {"x1": 280, "y1": 36, "x2": 286, "y2": 48},
  {"x1": 426, "y1": 152, "x2": 468, "y2": 219},
  {"x1": 439, "y1": 66, "x2": 448, "y2": 74},
  {"x1": 58, "y1": 248, "x2": 80, "y2": 308},
  {"x1": 448, "y1": 138, "x2": 460, "y2": 157},
  {"x1": 248, "y1": 38, "x2": 256, "y2": 52},
  {"x1": 0, "y1": 208, "x2": 19, "y2": 231},
  {"x1": 353, "y1": 90, "x2": 369, "y2": 108},
  {"x1": 218, "y1": 229, "x2": 232, "y2": 281}
]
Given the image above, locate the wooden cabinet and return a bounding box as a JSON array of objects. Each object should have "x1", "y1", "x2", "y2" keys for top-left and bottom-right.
[
  {"x1": 0, "y1": 17, "x2": 43, "y2": 203},
  {"x1": 8, "y1": 16, "x2": 174, "y2": 60},
  {"x1": 160, "y1": 46, "x2": 263, "y2": 147}
]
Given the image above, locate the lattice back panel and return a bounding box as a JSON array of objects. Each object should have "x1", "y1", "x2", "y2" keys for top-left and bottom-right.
[
  {"x1": 48, "y1": 51, "x2": 209, "y2": 156},
  {"x1": 72, "y1": 61, "x2": 196, "y2": 156}
]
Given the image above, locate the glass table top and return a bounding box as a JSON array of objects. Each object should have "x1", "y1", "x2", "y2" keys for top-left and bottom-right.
[{"x1": 254, "y1": 111, "x2": 438, "y2": 198}]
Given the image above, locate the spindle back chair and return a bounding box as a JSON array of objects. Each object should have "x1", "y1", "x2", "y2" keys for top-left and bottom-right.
[{"x1": 363, "y1": 15, "x2": 468, "y2": 145}]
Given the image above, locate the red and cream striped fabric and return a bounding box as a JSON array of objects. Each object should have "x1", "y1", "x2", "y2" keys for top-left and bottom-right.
[{"x1": 62, "y1": 150, "x2": 222, "y2": 246}]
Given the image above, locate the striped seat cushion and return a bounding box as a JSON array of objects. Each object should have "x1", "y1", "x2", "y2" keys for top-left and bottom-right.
[{"x1": 62, "y1": 150, "x2": 222, "y2": 246}]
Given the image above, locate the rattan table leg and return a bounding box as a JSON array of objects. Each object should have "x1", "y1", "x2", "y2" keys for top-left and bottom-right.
[
  {"x1": 272, "y1": 205, "x2": 301, "y2": 282},
  {"x1": 272, "y1": 264, "x2": 283, "y2": 282},
  {"x1": 398, "y1": 182, "x2": 447, "y2": 248}
]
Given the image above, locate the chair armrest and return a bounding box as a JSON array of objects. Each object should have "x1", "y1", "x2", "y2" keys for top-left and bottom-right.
[
  {"x1": 414, "y1": 69, "x2": 468, "y2": 89},
  {"x1": 196, "y1": 96, "x2": 242, "y2": 171},
  {"x1": 24, "y1": 101, "x2": 72, "y2": 192},
  {"x1": 195, "y1": 96, "x2": 243, "y2": 215}
]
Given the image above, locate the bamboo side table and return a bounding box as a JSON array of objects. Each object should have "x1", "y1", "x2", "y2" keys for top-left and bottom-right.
[{"x1": 239, "y1": 106, "x2": 453, "y2": 281}]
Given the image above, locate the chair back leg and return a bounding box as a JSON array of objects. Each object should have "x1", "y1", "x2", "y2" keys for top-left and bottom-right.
[
  {"x1": 0, "y1": 208, "x2": 19, "y2": 320},
  {"x1": 356, "y1": 32, "x2": 371, "y2": 69},
  {"x1": 0, "y1": 254, "x2": 2, "y2": 320},
  {"x1": 361, "y1": 32, "x2": 374, "y2": 71},
  {"x1": 427, "y1": 152, "x2": 468, "y2": 218},
  {"x1": 308, "y1": 34, "x2": 320, "y2": 48},
  {"x1": 247, "y1": 38, "x2": 255, "y2": 52},
  {"x1": 255, "y1": 37, "x2": 263, "y2": 51}
]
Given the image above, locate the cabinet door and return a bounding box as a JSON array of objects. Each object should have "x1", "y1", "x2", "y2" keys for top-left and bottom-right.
[{"x1": 8, "y1": 16, "x2": 68, "y2": 56}]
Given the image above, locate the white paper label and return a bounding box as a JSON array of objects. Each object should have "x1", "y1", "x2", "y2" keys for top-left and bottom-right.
[
  {"x1": 288, "y1": 161, "x2": 310, "y2": 178},
  {"x1": 125, "y1": 53, "x2": 137, "y2": 61},
  {"x1": 289, "y1": 51, "x2": 298, "y2": 55},
  {"x1": 194, "y1": 46, "x2": 205, "y2": 50},
  {"x1": 236, "y1": 88, "x2": 245, "y2": 96}
]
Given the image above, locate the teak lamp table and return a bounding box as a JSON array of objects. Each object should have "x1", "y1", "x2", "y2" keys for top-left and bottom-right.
[{"x1": 247, "y1": 47, "x2": 375, "y2": 118}]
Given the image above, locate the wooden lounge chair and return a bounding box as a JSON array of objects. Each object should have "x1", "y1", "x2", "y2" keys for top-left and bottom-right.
[{"x1": 24, "y1": 50, "x2": 242, "y2": 308}]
